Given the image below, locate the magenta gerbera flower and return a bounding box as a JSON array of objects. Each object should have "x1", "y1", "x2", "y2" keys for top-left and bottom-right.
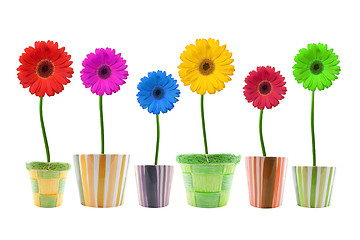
[
  {"x1": 243, "y1": 66, "x2": 286, "y2": 110},
  {"x1": 81, "y1": 48, "x2": 128, "y2": 96}
]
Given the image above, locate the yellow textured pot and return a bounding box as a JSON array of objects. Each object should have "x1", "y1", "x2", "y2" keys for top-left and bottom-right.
[{"x1": 28, "y1": 169, "x2": 68, "y2": 208}]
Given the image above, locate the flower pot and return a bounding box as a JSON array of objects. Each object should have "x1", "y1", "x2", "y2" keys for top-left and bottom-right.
[
  {"x1": 73, "y1": 154, "x2": 130, "y2": 208},
  {"x1": 177, "y1": 154, "x2": 240, "y2": 208},
  {"x1": 245, "y1": 156, "x2": 288, "y2": 208},
  {"x1": 292, "y1": 166, "x2": 336, "y2": 208},
  {"x1": 28, "y1": 169, "x2": 69, "y2": 208},
  {"x1": 135, "y1": 165, "x2": 174, "y2": 208}
]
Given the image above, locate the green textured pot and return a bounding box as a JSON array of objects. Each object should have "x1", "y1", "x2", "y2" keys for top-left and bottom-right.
[{"x1": 177, "y1": 154, "x2": 240, "y2": 208}]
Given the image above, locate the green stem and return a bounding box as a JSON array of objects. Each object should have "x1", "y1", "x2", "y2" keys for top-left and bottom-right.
[
  {"x1": 201, "y1": 95, "x2": 208, "y2": 154},
  {"x1": 311, "y1": 91, "x2": 316, "y2": 166},
  {"x1": 39, "y1": 97, "x2": 50, "y2": 163},
  {"x1": 99, "y1": 95, "x2": 104, "y2": 154},
  {"x1": 155, "y1": 114, "x2": 160, "y2": 165},
  {"x1": 259, "y1": 109, "x2": 266, "y2": 157}
]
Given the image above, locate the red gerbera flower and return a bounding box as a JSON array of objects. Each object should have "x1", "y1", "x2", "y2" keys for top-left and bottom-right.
[
  {"x1": 243, "y1": 66, "x2": 286, "y2": 109},
  {"x1": 17, "y1": 41, "x2": 73, "y2": 97}
]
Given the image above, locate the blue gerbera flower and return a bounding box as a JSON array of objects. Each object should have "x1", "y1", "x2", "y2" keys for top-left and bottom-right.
[{"x1": 137, "y1": 71, "x2": 180, "y2": 115}]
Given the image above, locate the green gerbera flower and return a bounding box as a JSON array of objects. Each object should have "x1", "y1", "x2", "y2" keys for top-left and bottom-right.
[{"x1": 293, "y1": 43, "x2": 341, "y2": 91}]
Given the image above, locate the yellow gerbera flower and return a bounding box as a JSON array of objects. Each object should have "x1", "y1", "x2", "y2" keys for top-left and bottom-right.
[{"x1": 178, "y1": 38, "x2": 235, "y2": 95}]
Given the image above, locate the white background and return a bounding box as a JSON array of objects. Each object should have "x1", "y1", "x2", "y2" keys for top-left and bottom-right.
[{"x1": 0, "y1": 0, "x2": 358, "y2": 239}]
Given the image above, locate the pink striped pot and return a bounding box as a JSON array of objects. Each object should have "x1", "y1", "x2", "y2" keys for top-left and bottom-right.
[
  {"x1": 135, "y1": 165, "x2": 174, "y2": 208},
  {"x1": 245, "y1": 156, "x2": 288, "y2": 208},
  {"x1": 73, "y1": 154, "x2": 130, "y2": 208}
]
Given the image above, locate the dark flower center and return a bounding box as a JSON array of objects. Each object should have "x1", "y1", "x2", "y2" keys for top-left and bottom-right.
[
  {"x1": 97, "y1": 64, "x2": 112, "y2": 79},
  {"x1": 203, "y1": 63, "x2": 210, "y2": 71},
  {"x1": 310, "y1": 60, "x2": 324, "y2": 75},
  {"x1": 199, "y1": 59, "x2": 215, "y2": 75},
  {"x1": 258, "y1": 80, "x2": 272, "y2": 95},
  {"x1": 36, "y1": 60, "x2": 54, "y2": 78},
  {"x1": 152, "y1": 86, "x2": 165, "y2": 100}
]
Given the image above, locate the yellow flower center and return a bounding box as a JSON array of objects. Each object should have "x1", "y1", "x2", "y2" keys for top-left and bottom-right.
[{"x1": 198, "y1": 59, "x2": 215, "y2": 76}]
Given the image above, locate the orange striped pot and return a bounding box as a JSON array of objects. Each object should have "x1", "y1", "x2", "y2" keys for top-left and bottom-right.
[
  {"x1": 28, "y1": 169, "x2": 68, "y2": 208},
  {"x1": 73, "y1": 154, "x2": 130, "y2": 208},
  {"x1": 245, "y1": 156, "x2": 288, "y2": 208}
]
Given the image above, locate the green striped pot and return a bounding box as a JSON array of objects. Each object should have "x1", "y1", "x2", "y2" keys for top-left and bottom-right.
[
  {"x1": 292, "y1": 166, "x2": 336, "y2": 208},
  {"x1": 179, "y1": 161, "x2": 239, "y2": 208}
]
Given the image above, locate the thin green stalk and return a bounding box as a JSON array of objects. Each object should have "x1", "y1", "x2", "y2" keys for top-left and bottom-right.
[
  {"x1": 201, "y1": 95, "x2": 208, "y2": 154},
  {"x1": 99, "y1": 95, "x2": 105, "y2": 154},
  {"x1": 39, "y1": 97, "x2": 50, "y2": 163},
  {"x1": 259, "y1": 109, "x2": 266, "y2": 157},
  {"x1": 311, "y1": 91, "x2": 316, "y2": 166},
  {"x1": 154, "y1": 114, "x2": 160, "y2": 165}
]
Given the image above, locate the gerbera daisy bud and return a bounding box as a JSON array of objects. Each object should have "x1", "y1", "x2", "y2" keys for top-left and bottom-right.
[
  {"x1": 17, "y1": 41, "x2": 73, "y2": 97},
  {"x1": 243, "y1": 66, "x2": 287, "y2": 110}
]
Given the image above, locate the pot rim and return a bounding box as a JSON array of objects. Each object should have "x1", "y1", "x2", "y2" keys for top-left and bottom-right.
[
  {"x1": 135, "y1": 164, "x2": 174, "y2": 167},
  {"x1": 292, "y1": 165, "x2": 336, "y2": 168},
  {"x1": 176, "y1": 153, "x2": 240, "y2": 165},
  {"x1": 73, "y1": 154, "x2": 130, "y2": 156},
  {"x1": 26, "y1": 161, "x2": 71, "y2": 172},
  {"x1": 245, "y1": 156, "x2": 287, "y2": 159},
  {"x1": 177, "y1": 153, "x2": 240, "y2": 156},
  {"x1": 28, "y1": 169, "x2": 69, "y2": 172},
  {"x1": 178, "y1": 162, "x2": 237, "y2": 166}
]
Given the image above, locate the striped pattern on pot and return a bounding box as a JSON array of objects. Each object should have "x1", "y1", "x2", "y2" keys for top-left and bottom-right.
[
  {"x1": 292, "y1": 166, "x2": 336, "y2": 208},
  {"x1": 245, "y1": 156, "x2": 288, "y2": 208},
  {"x1": 135, "y1": 165, "x2": 174, "y2": 208},
  {"x1": 29, "y1": 170, "x2": 68, "y2": 208},
  {"x1": 73, "y1": 154, "x2": 130, "y2": 208},
  {"x1": 180, "y1": 163, "x2": 237, "y2": 208}
]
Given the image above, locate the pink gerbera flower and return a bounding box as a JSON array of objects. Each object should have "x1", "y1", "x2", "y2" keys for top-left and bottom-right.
[
  {"x1": 243, "y1": 66, "x2": 286, "y2": 109},
  {"x1": 81, "y1": 48, "x2": 128, "y2": 96}
]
